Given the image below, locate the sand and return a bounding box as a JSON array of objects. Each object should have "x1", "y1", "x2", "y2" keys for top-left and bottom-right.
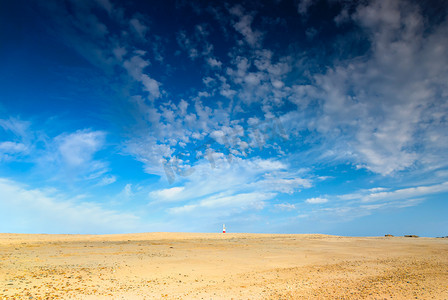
[{"x1": 0, "y1": 233, "x2": 447, "y2": 299}]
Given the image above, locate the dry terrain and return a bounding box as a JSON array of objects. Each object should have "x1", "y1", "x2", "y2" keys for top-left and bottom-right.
[{"x1": 0, "y1": 233, "x2": 447, "y2": 299}]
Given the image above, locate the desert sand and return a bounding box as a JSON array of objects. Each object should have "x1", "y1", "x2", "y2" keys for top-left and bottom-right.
[{"x1": 0, "y1": 233, "x2": 447, "y2": 299}]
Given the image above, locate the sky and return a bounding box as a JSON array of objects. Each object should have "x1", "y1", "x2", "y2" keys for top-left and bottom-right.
[{"x1": 0, "y1": 0, "x2": 447, "y2": 236}]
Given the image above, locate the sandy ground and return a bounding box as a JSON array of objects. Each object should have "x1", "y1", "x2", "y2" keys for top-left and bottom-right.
[{"x1": 0, "y1": 233, "x2": 447, "y2": 299}]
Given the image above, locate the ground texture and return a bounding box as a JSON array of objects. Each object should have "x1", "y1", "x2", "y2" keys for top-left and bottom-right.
[{"x1": 0, "y1": 233, "x2": 447, "y2": 299}]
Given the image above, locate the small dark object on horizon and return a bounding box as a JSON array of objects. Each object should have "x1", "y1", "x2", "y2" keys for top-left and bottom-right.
[
  {"x1": 404, "y1": 235, "x2": 419, "y2": 238},
  {"x1": 385, "y1": 234, "x2": 394, "y2": 237}
]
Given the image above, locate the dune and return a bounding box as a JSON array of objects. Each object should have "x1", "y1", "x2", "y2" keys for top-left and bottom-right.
[{"x1": 1, "y1": 233, "x2": 447, "y2": 299}]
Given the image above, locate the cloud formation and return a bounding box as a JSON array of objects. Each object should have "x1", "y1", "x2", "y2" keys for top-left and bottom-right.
[
  {"x1": 1, "y1": 0, "x2": 447, "y2": 234},
  {"x1": 311, "y1": 0, "x2": 448, "y2": 175},
  {"x1": 0, "y1": 178, "x2": 140, "y2": 234}
]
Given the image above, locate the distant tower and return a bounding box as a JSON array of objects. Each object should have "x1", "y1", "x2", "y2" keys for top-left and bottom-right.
[{"x1": 223, "y1": 224, "x2": 226, "y2": 233}]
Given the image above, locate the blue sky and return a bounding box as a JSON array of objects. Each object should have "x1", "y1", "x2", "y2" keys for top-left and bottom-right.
[{"x1": 1, "y1": 0, "x2": 447, "y2": 236}]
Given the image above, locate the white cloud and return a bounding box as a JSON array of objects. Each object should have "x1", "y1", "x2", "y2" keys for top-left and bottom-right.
[
  {"x1": 0, "y1": 118, "x2": 33, "y2": 160},
  {"x1": 126, "y1": 140, "x2": 172, "y2": 176},
  {"x1": 0, "y1": 141, "x2": 27, "y2": 160},
  {"x1": 256, "y1": 177, "x2": 312, "y2": 194},
  {"x1": 319, "y1": 196, "x2": 426, "y2": 222},
  {"x1": 306, "y1": 181, "x2": 448, "y2": 222},
  {"x1": 0, "y1": 178, "x2": 140, "y2": 234},
  {"x1": 123, "y1": 54, "x2": 149, "y2": 78},
  {"x1": 336, "y1": 182, "x2": 448, "y2": 205},
  {"x1": 305, "y1": 27, "x2": 317, "y2": 39},
  {"x1": 275, "y1": 203, "x2": 297, "y2": 210},
  {"x1": 141, "y1": 74, "x2": 161, "y2": 98},
  {"x1": 254, "y1": 159, "x2": 286, "y2": 171},
  {"x1": 206, "y1": 57, "x2": 222, "y2": 68},
  {"x1": 230, "y1": 6, "x2": 263, "y2": 47},
  {"x1": 178, "y1": 100, "x2": 189, "y2": 116},
  {"x1": 56, "y1": 130, "x2": 105, "y2": 167},
  {"x1": 123, "y1": 54, "x2": 161, "y2": 99},
  {"x1": 38, "y1": 0, "x2": 161, "y2": 101},
  {"x1": 297, "y1": 0, "x2": 315, "y2": 16},
  {"x1": 150, "y1": 155, "x2": 313, "y2": 223},
  {"x1": 150, "y1": 186, "x2": 184, "y2": 202},
  {"x1": 94, "y1": 0, "x2": 114, "y2": 15},
  {"x1": 218, "y1": 49, "x2": 291, "y2": 108},
  {"x1": 0, "y1": 141, "x2": 26, "y2": 152},
  {"x1": 367, "y1": 187, "x2": 388, "y2": 193},
  {"x1": 0, "y1": 117, "x2": 31, "y2": 141},
  {"x1": 305, "y1": 197, "x2": 328, "y2": 204},
  {"x1": 112, "y1": 46, "x2": 127, "y2": 61},
  {"x1": 169, "y1": 192, "x2": 273, "y2": 215},
  {"x1": 97, "y1": 175, "x2": 117, "y2": 186},
  {"x1": 20, "y1": 129, "x2": 113, "y2": 183},
  {"x1": 360, "y1": 182, "x2": 448, "y2": 203},
  {"x1": 176, "y1": 27, "x2": 214, "y2": 60},
  {"x1": 118, "y1": 183, "x2": 134, "y2": 201},
  {"x1": 130, "y1": 17, "x2": 148, "y2": 39},
  {"x1": 0, "y1": 118, "x2": 115, "y2": 184}
]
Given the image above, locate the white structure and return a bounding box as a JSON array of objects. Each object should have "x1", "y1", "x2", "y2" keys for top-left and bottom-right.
[{"x1": 223, "y1": 224, "x2": 226, "y2": 233}]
